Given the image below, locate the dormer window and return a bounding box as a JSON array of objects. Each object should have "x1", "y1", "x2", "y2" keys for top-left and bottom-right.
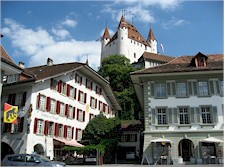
[{"x1": 190, "y1": 52, "x2": 208, "y2": 67}]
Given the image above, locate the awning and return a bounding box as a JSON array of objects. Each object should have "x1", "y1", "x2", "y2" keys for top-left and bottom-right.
[
  {"x1": 200, "y1": 137, "x2": 223, "y2": 143},
  {"x1": 150, "y1": 138, "x2": 173, "y2": 143},
  {"x1": 54, "y1": 138, "x2": 84, "y2": 147}
]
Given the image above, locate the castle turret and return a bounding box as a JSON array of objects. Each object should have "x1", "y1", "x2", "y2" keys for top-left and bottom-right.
[
  {"x1": 117, "y1": 15, "x2": 128, "y2": 56},
  {"x1": 147, "y1": 26, "x2": 157, "y2": 54},
  {"x1": 101, "y1": 26, "x2": 111, "y2": 62}
]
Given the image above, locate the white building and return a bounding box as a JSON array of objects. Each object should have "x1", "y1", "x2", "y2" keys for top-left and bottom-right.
[
  {"x1": 101, "y1": 15, "x2": 158, "y2": 64},
  {"x1": 1, "y1": 58, "x2": 121, "y2": 160},
  {"x1": 130, "y1": 52, "x2": 223, "y2": 165}
]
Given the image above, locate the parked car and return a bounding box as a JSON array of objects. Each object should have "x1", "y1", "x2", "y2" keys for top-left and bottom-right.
[{"x1": 1, "y1": 154, "x2": 66, "y2": 167}]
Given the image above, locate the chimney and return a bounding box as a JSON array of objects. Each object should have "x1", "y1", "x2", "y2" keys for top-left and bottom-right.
[
  {"x1": 19, "y1": 62, "x2": 25, "y2": 69},
  {"x1": 47, "y1": 58, "x2": 53, "y2": 66}
]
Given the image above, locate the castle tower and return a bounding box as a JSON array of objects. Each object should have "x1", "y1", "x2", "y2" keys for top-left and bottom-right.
[
  {"x1": 101, "y1": 25, "x2": 111, "y2": 62},
  {"x1": 147, "y1": 26, "x2": 157, "y2": 54}
]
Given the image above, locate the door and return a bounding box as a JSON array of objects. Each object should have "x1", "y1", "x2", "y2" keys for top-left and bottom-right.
[{"x1": 178, "y1": 139, "x2": 194, "y2": 161}]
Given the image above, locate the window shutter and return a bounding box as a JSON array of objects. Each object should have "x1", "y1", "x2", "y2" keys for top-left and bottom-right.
[
  {"x1": 54, "y1": 123, "x2": 58, "y2": 136},
  {"x1": 67, "y1": 84, "x2": 70, "y2": 97},
  {"x1": 78, "y1": 91, "x2": 81, "y2": 101},
  {"x1": 99, "y1": 101, "x2": 101, "y2": 110},
  {"x1": 209, "y1": 81, "x2": 215, "y2": 95},
  {"x1": 100, "y1": 88, "x2": 102, "y2": 95},
  {"x1": 172, "y1": 82, "x2": 176, "y2": 96},
  {"x1": 74, "y1": 88, "x2": 77, "y2": 100},
  {"x1": 80, "y1": 77, "x2": 82, "y2": 85},
  {"x1": 215, "y1": 80, "x2": 220, "y2": 95},
  {"x1": 75, "y1": 74, "x2": 77, "y2": 83},
  {"x1": 167, "y1": 83, "x2": 171, "y2": 96},
  {"x1": 91, "y1": 82, "x2": 93, "y2": 91},
  {"x1": 50, "y1": 78, "x2": 53, "y2": 89},
  {"x1": 18, "y1": 117, "x2": 24, "y2": 132},
  {"x1": 151, "y1": 109, "x2": 155, "y2": 125},
  {"x1": 73, "y1": 107, "x2": 76, "y2": 119},
  {"x1": 95, "y1": 99, "x2": 97, "y2": 109},
  {"x1": 188, "y1": 81, "x2": 192, "y2": 95},
  {"x1": 84, "y1": 93, "x2": 87, "y2": 104},
  {"x1": 174, "y1": 108, "x2": 178, "y2": 123},
  {"x1": 90, "y1": 96, "x2": 92, "y2": 105},
  {"x1": 21, "y1": 92, "x2": 27, "y2": 107},
  {"x1": 37, "y1": 93, "x2": 41, "y2": 109},
  {"x1": 83, "y1": 111, "x2": 85, "y2": 122},
  {"x1": 33, "y1": 118, "x2": 38, "y2": 134},
  {"x1": 193, "y1": 81, "x2": 197, "y2": 96},
  {"x1": 151, "y1": 83, "x2": 154, "y2": 97},
  {"x1": 77, "y1": 109, "x2": 79, "y2": 120},
  {"x1": 64, "y1": 125, "x2": 67, "y2": 138},
  {"x1": 46, "y1": 97, "x2": 51, "y2": 112},
  {"x1": 72, "y1": 127, "x2": 74, "y2": 139},
  {"x1": 76, "y1": 128, "x2": 78, "y2": 140},
  {"x1": 82, "y1": 130, "x2": 84, "y2": 138},
  {"x1": 212, "y1": 106, "x2": 218, "y2": 123},
  {"x1": 196, "y1": 107, "x2": 201, "y2": 123},
  {"x1": 58, "y1": 80, "x2": 62, "y2": 93},
  {"x1": 44, "y1": 120, "x2": 48, "y2": 135},
  {"x1": 56, "y1": 101, "x2": 60, "y2": 114},
  {"x1": 65, "y1": 104, "x2": 68, "y2": 117},
  {"x1": 190, "y1": 107, "x2": 195, "y2": 123},
  {"x1": 168, "y1": 108, "x2": 173, "y2": 124}
]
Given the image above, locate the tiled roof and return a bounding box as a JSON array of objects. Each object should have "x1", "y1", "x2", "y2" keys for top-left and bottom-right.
[
  {"x1": 24, "y1": 62, "x2": 84, "y2": 81},
  {"x1": 102, "y1": 26, "x2": 110, "y2": 39},
  {"x1": 147, "y1": 27, "x2": 156, "y2": 41},
  {"x1": 1, "y1": 45, "x2": 22, "y2": 70},
  {"x1": 131, "y1": 53, "x2": 223, "y2": 75},
  {"x1": 106, "y1": 15, "x2": 149, "y2": 47},
  {"x1": 142, "y1": 52, "x2": 175, "y2": 63}
]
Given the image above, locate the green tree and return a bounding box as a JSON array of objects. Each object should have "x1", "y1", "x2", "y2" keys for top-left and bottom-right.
[{"x1": 98, "y1": 55, "x2": 142, "y2": 120}]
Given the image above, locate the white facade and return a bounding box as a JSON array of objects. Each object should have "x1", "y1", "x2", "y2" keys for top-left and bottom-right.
[
  {"x1": 1, "y1": 63, "x2": 120, "y2": 160},
  {"x1": 131, "y1": 54, "x2": 224, "y2": 165}
]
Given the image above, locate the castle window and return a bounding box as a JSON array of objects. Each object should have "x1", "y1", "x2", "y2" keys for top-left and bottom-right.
[
  {"x1": 134, "y1": 53, "x2": 136, "y2": 58},
  {"x1": 131, "y1": 40, "x2": 132, "y2": 43},
  {"x1": 121, "y1": 37, "x2": 123, "y2": 40}
]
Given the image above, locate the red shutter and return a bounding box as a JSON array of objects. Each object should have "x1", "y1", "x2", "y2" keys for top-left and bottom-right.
[
  {"x1": 98, "y1": 101, "x2": 100, "y2": 110},
  {"x1": 72, "y1": 127, "x2": 74, "y2": 139},
  {"x1": 44, "y1": 120, "x2": 48, "y2": 135},
  {"x1": 65, "y1": 104, "x2": 68, "y2": 117},
  {"x1": 89, "y1": 114, "x2": 92, "y2": 121},
  {"x1": 46, "y1": 97, "x2": 51, "y2": 112},
  {"x1": 33, "y1": 118, "x2": 38, "y2": 134},
  {"x1": 76, "y1": 128, "x2": 78, "y2": 140},
  {"x1": 84, "y1": 93, "x2": 87, "y2": 104},
  {"x1": 75, "y1": 74, "x2": 77, "y2": 83},
  {"x1": 64, "y1": 125, "x2": 67, "y2": 138},
  {"x1": 56, "y1": 101, "x2": 60, "y2": 114},
  {"x1": 66, "y1": 84, "x2": 70, "y2": 97},
  {"x1": 83, "y1": 111, "x2": 85, "y2": 122},
  {"x1": 37, "y1": 93, "x2": 41, "y2": 109},
  {"x1": 74, "y1": 88, "x2": 77, "y2": 100},
  {"x1": 54, "y1": 123, "x2": 58, "y2": 137},
  {"x1": 95, "y1": 99, "x2": 97, "y2": 109},
  {"x1": 78, "y1": 91, "x2": 81, "y2": 101},
  {"x1": 100, "y1": 88, "x2": 102, "y2": 95},
  {"x1": 80, "y1": 77, "x2": 82, "y2": 85},
  {"x1": 77, "y1": 109, "x2": 79, "y2": 120},
  {"x1": 90, "y1": 97, "x2": 92, "y2": 106},
  {"x1": 58, "y1": 80, "x2": 62, "y2": 93},
  {"x1": 73, "y1": 107, "x2": 76, "y2": 119},
  {"x1": 82, "y1": 130, "x2": 84, "y2": 138}
]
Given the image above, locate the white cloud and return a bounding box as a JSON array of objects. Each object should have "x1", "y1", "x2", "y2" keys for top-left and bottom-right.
[
  {"x1": 2, "y1": 18, "x2": 101, "y2": 70},
  {"x1": 61, "y1": 19, "x2": 77, "y2": 28},
  {"x1": 51, "y1": 28, "x2": 70, "y2": 39},
  {"x1": 161, "y1": 17, "x2": 189, "y2": 29}
]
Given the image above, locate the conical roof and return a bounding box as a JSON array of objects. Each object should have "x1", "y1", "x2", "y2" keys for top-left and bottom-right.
[
  {"x1": 102, "y1": 26, "x2": 110, "y2": 39},
  {"x1": 147, "y1": 27, "x2": 156, "y2": 41}
]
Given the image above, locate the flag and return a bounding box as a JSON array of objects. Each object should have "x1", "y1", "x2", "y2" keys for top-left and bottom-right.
[
  {"x1": 4, "y1": 103, "x2": 18, "y2": 124},
  {"x1": 160, "y1": 43, "x2": 164, "y2": 53}
]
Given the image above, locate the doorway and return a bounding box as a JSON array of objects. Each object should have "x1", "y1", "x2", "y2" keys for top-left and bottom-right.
[
  {"x1": 34, "y1": 144, "x2": 44, "y2": 155},
  {"x1": 1, "y1": 142, "x2": 14, "y2": 160},
  {"x1": 178, "y1": 139, "x2": 194, "y2": 161}
]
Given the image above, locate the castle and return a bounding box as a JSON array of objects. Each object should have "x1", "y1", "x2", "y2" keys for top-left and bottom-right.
[{"x1": 101, "y1": 14, "x2": 158, "y2": 64}]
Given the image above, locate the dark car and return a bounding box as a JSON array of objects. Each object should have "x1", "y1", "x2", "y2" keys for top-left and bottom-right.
[{"x1": 1, "y1": 154, "x2": 66, "y2": 167}]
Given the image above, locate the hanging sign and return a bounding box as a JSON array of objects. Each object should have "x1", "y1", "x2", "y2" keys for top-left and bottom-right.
[{"x1": 4, "y1": 103, "x2": 18, "y2": 124}]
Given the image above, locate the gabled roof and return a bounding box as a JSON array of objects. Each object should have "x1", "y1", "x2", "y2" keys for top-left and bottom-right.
[
  {"x1": 131, "y1": 53, "x2": 223, "y2": 75},
  {"x1": 141, "y1": 52, "x2": 175, "y2": 63}
]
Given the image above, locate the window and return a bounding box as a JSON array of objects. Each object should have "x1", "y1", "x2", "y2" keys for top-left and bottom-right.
[
  {"x1": 7, "y1": 74, "x2": 19, "y2": 84},
  {"x1": 157, "y1": 108, "x2": 167, "y2": 125},
  {"x1": 156, "y1": 83, "x2": 166, "y2": 97},
  {"x1": 134, "y1": 53, "x2": 136, "y2": 58},
  {"x1": 48, "y1": 122, "x2": 54, "y2": 136},
  {"x1": 75, "y1": 73, "x2": 82, "y2": 85},
  {"x1": 51, "y1": 79, "x2": 58, "y2": 91},
  {"x1": 121, "y1": 134, "x2": 127, "y2": 142},
  {"x1": 177, "y1": 83, "x2": 187, "y2": 97},
  {"x1": 59, "y1": 124, "x2": 63, "y2": 137},
  {"x1": 68, "y1": 106, "x2": 73, "y2": 118},
  {"x1": 60, "y1": 102, "x2": 65, "y2": 116},
  {"x1": 39, "y1": 95, "x2": 46, "y2": 111},
  {"x1": 198, "y1": 81, "x2": 209, "y2": 96},
  {"x1": 50, "y1": 99, "x2": 56, "y2": 113},
  {"x1": 99, "y1": 101, "x2": 103, "y2": 111},
  {"x1": 8, "y1": 93, "x2": 16, "y2": 105},
  {"x1": 76, "y1": 128, "x2": 82, "y2": 141},
  {"x1": 89, "y1": 113, "x2": 94, "y2": 121},
  {"x1": 69, "y1": 86, "x2": 75, "y2": 98},
  {"x1": 37, "y1": 119, "x2": 44, "y2": 134},
  {"x1": 90, "y1": 97, "x2": 97, "y2": 109},
  {"x1": 67, "y1": 126, "x2": 73, "y2": 139},
  {"x1": 78, "y1": 91, "x2": 87, "y2": 104},
  {"x1": 86, "y1": 79, "x2": 93, "y2": 90},
  {"x1": 179, "y1": 107, "x2": 189, "y2": 124},
  {"x1": 130, "y1": 134, "x2": 137, "y2": 142},
  {"x1": 201, "y1": 107, "x2": 212, "y2": 124},
  {"x1": 96, "y1": 86, "x2": 102, "y2": 95},
  {"x1": 220, "y1": 80, "x2": 224, "y2": 96},
  {"x1": 77, "y1": 109, "x2": 85, "y2": 122},
  {"x1": 62, "y1": 82, "x2": 67, "y2": 95},
  {"x1": 15, "y1": 92, "x2": 27, "y2": 108}
]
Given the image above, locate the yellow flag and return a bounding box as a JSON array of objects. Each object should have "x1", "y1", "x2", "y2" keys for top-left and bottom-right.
[{"x1": 4, "y1": 103, "x2": 18, "y2": 124}]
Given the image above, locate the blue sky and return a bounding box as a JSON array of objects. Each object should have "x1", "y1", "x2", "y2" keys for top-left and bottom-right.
[{"x1": 1, "y1": 0, "x2": 224, "y2": 70}]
